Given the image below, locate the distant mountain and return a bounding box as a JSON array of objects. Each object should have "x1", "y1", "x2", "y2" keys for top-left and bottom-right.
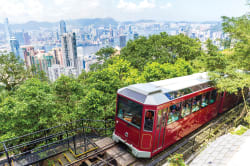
[
  {"x1": 68, "y1": 17, "x2": 118, "y2": 27},
  {"x1": 11, "y1": 21, "x2": 57, "y2": 30},
  {"x1": 122, "y1": 19, "x2": 156, "y2": 24},
  {"x1": 0, "y1": 18, "x2": 118, "y2": 31}
]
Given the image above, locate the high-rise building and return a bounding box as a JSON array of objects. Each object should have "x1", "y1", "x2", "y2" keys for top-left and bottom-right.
[
  {"x1": 59, "y1": 20, "x2": 67, "y2": 35},
  {"x1": 119, "y1": 35, "x2": 126, "y2": 48},
  {"x1": 10, "y1": 37, "x2": 20, "y2": 58},
  {"x1": 4, "y1": 18, "x2": 12, "y2": 43},
  {"x1": 129, "y1": 25, "x2": 132, "y2": 34},
  {"x1": 23, "y1": 32, "x2": 31, "y2": 45},
  {"x1": 61, "y1": 32, "x2": 77, "y2": 68},
  {"x1": 15, "y1": 32, "x2": 24, "y2": 45},
  {"x1": 134, "y1": 33, "x2": 139, "y2": 40},
  {"x1": 21, "y1": 45, "x2": 35, "y2": 68}
]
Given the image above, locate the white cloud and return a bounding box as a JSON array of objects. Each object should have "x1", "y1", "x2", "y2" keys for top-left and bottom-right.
[
  {"x1": 0, "y1": 0, "x2": 104, "y2": 23},
  {"x1": 0, "y1": 0, "x2": 44, "y2": 23},
  {"x1": 160, "y1": 2, "x2": 172, "y2": 9},
  {"x1": 88, "y1": 0, "x2": 100, "y2": 8},
  {"x1": 117, "y1": 0, "x2": 155, "y2": 11}
]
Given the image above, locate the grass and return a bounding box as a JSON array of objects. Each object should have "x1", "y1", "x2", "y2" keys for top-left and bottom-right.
[{"x1": 230, "y1": 125, "x2": 248, "y2": 135}]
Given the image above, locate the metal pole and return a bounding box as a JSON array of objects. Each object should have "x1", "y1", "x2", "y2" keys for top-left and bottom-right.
[
  {"x1": 82, "y1": 121, "x2": 87, "y2": 153},
  {"x1": 3, "y1": 143, "x2": 11, "y2": 166},
  {"x1": 73, "y1": 135, "x2": 77, "y2": 155},
  {"x1": 66, "y1": 131, "x2": 69, "y2": 149},
  {"x1": 104, "y1": 120, "x2": 107, "y2": 136},
  {"x1": 44, "y1": 130, "x2": 48, "y2": 146}
]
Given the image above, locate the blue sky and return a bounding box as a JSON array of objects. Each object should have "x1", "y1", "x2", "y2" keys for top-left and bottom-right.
[{"x1": 0, "y1": 0, "x2": 249, "y2": 23}]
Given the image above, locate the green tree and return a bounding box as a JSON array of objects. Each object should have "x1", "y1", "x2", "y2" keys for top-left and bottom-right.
[
  {"x1": 79, "y1": 57, "x2": 143, "y2": 119},
  {"x1": 142, "y1": 59, "x2": 194, "y2": 82},
  {"x1": 201, "y1": 13, "x2": 250, "y2": 124},
  {"x1": 53, "y1": 75, "x2": 86, "y2": 123},
  {"x1": 193, "y1": 39, "x2": 227, "y2": 72},
  {"x1": 0, "y1": 53, "x2": 27, "y2": 91},
  {"x1": 120, "y1": 33, "x2": 202, "y2": 70},
  {"x1": 0, "y1": 78, "x2": 57, "y2": 140},
  {"x1": 96, "y1": 46, "x2": 116, "y2": 61}
]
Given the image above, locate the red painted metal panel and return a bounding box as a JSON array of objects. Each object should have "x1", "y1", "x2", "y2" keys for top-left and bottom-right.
[{"x1": 115, "y1": 118, "x2": 140, "y2": 147}]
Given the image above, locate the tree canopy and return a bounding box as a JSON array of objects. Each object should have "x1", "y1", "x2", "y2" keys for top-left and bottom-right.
[
  {"x1": 0, "y1": 53, "x2": 28, "y2": 91},
  {"x1": 120, "y1": 32, "x2": 202, "y2": 70}
]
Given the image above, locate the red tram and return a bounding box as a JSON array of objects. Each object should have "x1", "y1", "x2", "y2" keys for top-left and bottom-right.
[{"x1": 112, "y1": 73, "x2": 241, "y2": 158}]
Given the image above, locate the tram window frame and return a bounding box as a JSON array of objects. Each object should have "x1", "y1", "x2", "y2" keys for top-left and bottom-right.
[
  {"x1": 181, "y1": 99, "x2": 192, "y2": 118},
  {"x1": 144, "y1": 110, "x2": 155, "y2": 132},
  {"x1": 162, "y1": 108, "x2": 168, "y2": 126},
  {"x1": 192, "y1": 95, "x2": 202, "y2": 112},
  {"x1": 201, "y1": 92, "x2": 210, "y2": 108},
  {"x1": 157, "y1": 109, "x2": 163, "y2": 129},
  {"x1": 167, "y1": 102, "x2": 182, "y2": 124},
  {"x1": 117, "y1": 96, "x2": 143, "y2": 129},
  {"x1": 210, "y1": 90, "x2": 217, "y2": 104}
]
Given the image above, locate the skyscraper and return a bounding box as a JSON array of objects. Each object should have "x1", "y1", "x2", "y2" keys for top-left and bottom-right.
[
  {"x1": 4, "y1": 18, "x2": 12, "y2": 43},
  {"x1": 119, "y1": 35, "x2": 126, "y2": 48},
  {"x1": 134, "y1": 33, "x2": 139, "y2": 40},
  {"x1": 23, "y1": 32, "x2": 31, "y2": 45},
  {"x1": 10, "y1": 37, "x2": 20, "y2": 58},
  {"x1": 129, "y1": 25, "x2": 132, "y2": 34},
  {"x1": 61, "y1": 32, "x2": 77, "y2": 68},
  {"x1": 15, "y1": 32, "x2": 24, "y2": 45},
  {"x1": 59, "y1": 20, "x2": 67, "y2": 35}
]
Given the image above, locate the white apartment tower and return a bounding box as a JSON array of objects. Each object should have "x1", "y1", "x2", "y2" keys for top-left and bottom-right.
[{"x1": 61, "y1": 32, "x2": 78, "y2": 68}]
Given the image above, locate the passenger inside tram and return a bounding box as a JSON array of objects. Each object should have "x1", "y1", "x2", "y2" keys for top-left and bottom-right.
[
  {"x1": 144, "y1": 111, "x2": 154, "y2": 131},
  {"x1": 182, "y1": 102, "x2": 191, "y2": 117},
  {"x1": 192, "y1": 95, "x2": 201, "y2": 112},
  {"x1": 201, "y1": 93, "x2": 209, "y2": 107},
  {"x1": 168, "y1": 104, "x2": 181, "y2": 124}
]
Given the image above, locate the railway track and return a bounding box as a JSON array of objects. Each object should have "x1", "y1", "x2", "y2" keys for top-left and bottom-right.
[{"x1": 65, "y1": 141, "x2": 117, "y2": 166}]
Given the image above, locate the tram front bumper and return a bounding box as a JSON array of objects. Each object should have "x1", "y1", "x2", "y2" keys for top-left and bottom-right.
[{"x1": 112, "y1": 132, "x2": 151, "y2": 158}]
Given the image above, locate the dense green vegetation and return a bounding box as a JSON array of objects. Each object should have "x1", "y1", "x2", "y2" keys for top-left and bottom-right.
[{"x1": 0, "y1": 12, "x2": 249, "y2": 143}]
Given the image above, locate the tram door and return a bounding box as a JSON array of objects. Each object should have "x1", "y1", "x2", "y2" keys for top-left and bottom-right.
[{"x1": 153, "y1": 108, "x2": 168, "y2": 152}]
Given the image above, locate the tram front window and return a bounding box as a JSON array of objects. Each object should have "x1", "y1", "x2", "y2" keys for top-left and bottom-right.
[{"x1": 117, "y1": 96, "x2": 143, "y2": 128}]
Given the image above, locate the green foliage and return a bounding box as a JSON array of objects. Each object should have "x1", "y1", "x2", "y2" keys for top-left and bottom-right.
[
  {"x1": 96, "y1": 46, "x2": 116, "y2": 61},
  {"x1": 230, "y1": 125, "x2": 248, "y2": 135},
  {"x1": 222, "y1": 15, "x2": 250, "y2": 71},
  {"x1": 53, "y1": 75, "x2": 86, "y2": 122},
  {"x1": 81, "y1": 57, "x2": 143, "y2": 119},
  {"x1": 195, "y1": 14, "x2": 250, "y2": 94},
  {"x1": 120, "y1": 32, "x2": 203, "y2": 70},
  {"x1": 193, "y1": 13, "x2": 250, "y2": 125},
  {"x1": 167, "y1": 154, "x2": 186, "y2": 166},
  {"x1": 0, "y1": 78, "x2": 57, "y2": 140},
  {"x1": 0, "y1": 53, "x2": 28, "y2": 91},
  {"x1": 142, "y1": 59, "x2": 194, "y2": 82},
  {"x1": 193, "y1": 39, "x2": 227, "y2": 72}
]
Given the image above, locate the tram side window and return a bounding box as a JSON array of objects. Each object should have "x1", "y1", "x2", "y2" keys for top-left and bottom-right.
[
  {"x1": 192, "y1": 95, "x2": 201, "y2": 112},
  {"x1": 210, "y1": 90, "x2": 217, "y2": 104},
  {"x1": 201, "y1": 92, "x2": 210, "y2": 108},
  {"x1": 167, "y1": 103, "x2": 182, "y2": 124},
  {"x1": 181, "y1": 99, "x2": 192, "y2": 117},
  {"x1": 157, "y1": 110, "x2": 163, "y2": 129},
  {"x1": 144, "y1": 110, "x2": 155, "y2": 131}
]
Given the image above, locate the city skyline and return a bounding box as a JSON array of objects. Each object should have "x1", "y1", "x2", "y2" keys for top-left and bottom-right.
[{"x1": 0, "y1": 0, "x2": 248, "y2": 24}]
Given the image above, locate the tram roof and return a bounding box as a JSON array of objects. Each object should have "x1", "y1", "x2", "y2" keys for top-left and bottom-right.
[{"x1": 118, "y1": 72, "x2": 210, "y2": 105}]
